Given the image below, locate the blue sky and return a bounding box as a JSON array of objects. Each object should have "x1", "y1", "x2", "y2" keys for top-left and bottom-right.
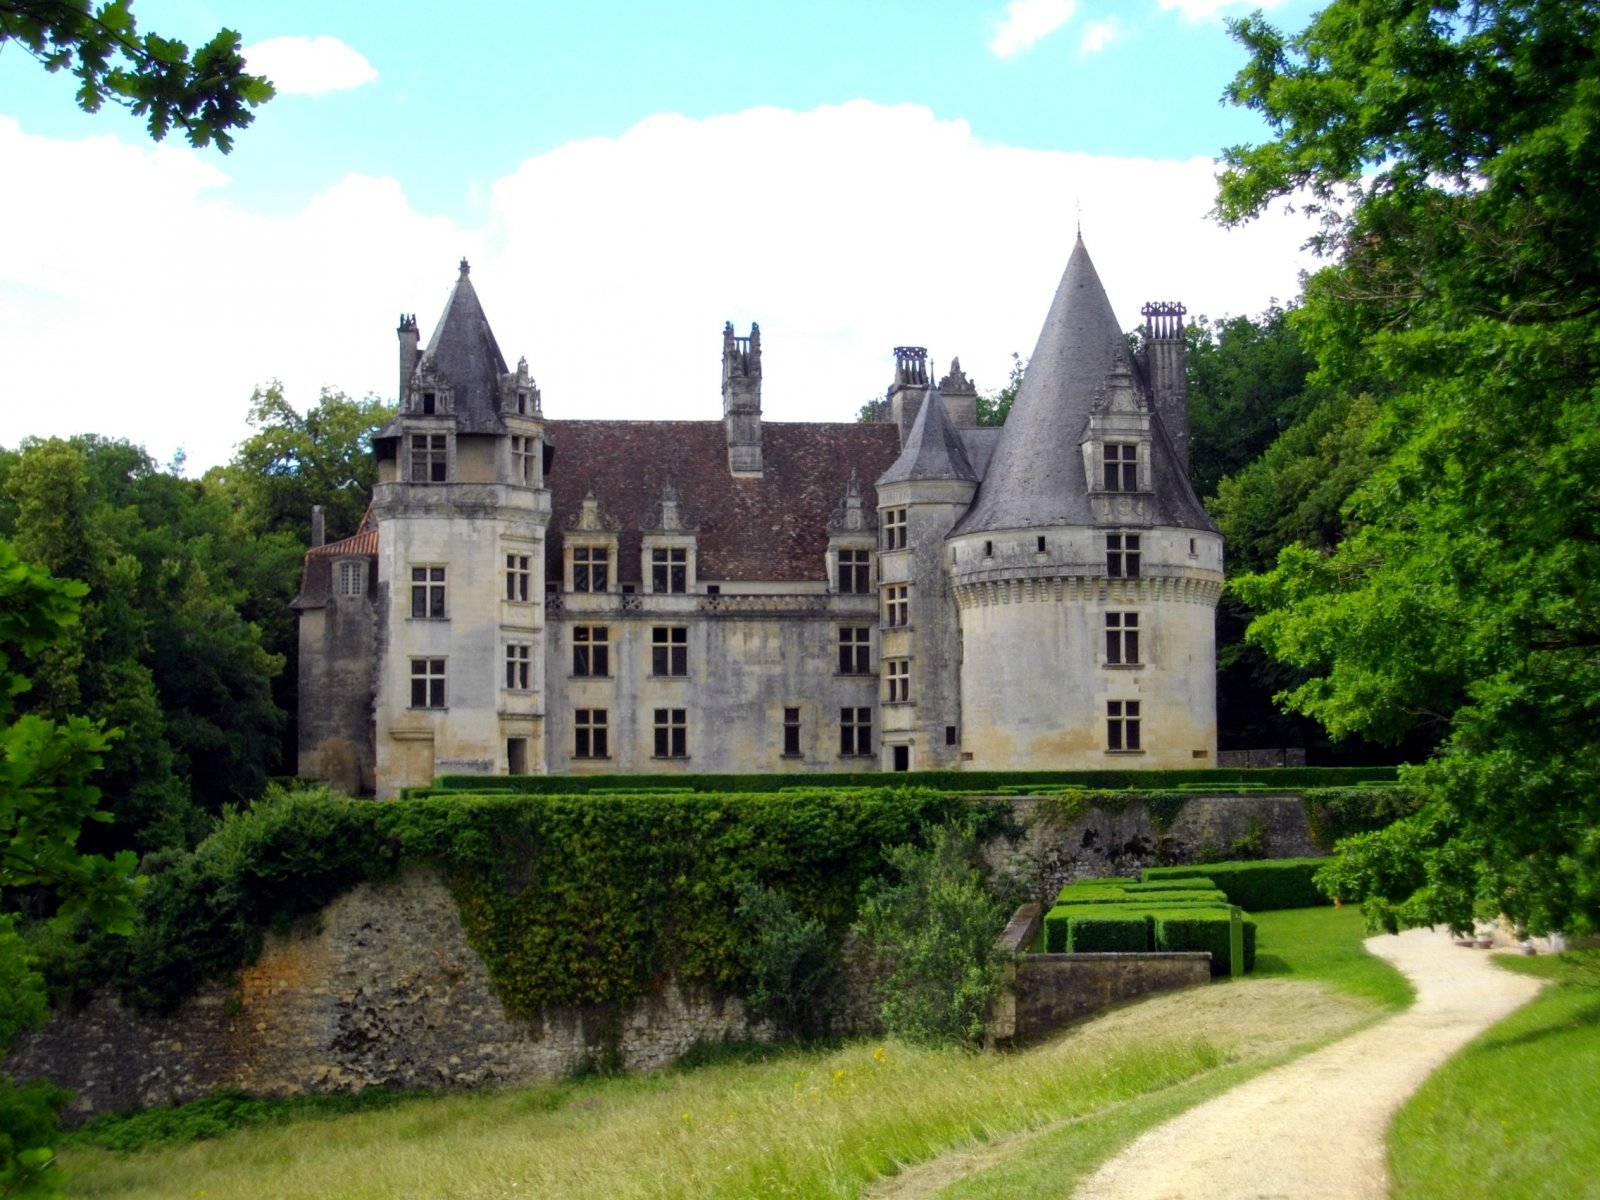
[{"x1": 0, "y1": 0, "x2": 1323, "y2": 470}]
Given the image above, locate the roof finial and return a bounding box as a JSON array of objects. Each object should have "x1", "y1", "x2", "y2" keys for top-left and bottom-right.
[
  {"x1": 1075, "y1": 196, "x2": 1082, "y2": 240},
  {"x1": 458, "y1": 257, "x2": 471, "y2": 279}
]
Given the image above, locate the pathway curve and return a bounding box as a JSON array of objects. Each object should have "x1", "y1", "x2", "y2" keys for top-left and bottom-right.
[{"x1": 1073, "y1": 929, "x2": 1546, "y2": 1200}]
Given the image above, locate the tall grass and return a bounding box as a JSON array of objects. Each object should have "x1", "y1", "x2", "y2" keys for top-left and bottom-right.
[{"x1": 1388, "y1": 949, "x2": 1600, "y2": 1200}]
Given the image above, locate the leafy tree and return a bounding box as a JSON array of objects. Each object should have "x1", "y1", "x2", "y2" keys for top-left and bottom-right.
[
  {"x1": 216, "y1": 384, "x2": 393, "y2": 546},
  {"x1": 1216, "y1": 0, "x2": 1600, "y2": 934},
  {"x1": 976, "y1": 352, "x2": 1024, "y2": 427},
  {"x1": 0, "y1": 0, "x2": 273, "y2": 151},
  {"x1": 853, "y1": 823, "x2": 1014, "y2": 1047}
]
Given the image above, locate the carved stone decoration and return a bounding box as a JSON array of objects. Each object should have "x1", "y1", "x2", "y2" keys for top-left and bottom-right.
[
  {"x1": 560, "y1": 487, "x2": 621, "y2": 533},
  {"x1": 827, "y1": 468, "x2": 877, "y2": 533},
  {"x1": 639, "y1": 483, "x2": 699, "y2": 533},
  {"x1": 939, "y1": 356, "x2": 977, "y2": 396}
]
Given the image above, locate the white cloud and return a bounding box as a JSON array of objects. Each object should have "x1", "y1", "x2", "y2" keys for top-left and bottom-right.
[
  {"x1": 1079, "y1": 17, "x2": 1122, "y2": 54},
  {"x1": 243, "y1": 35, "x2": 377, "y2": 96},
  {"x1": 990, "y1": 0, "x2": 1078, "y2": 59},
  {"x1": 1158, "y1": 0, "x2": 1281, "y2": 21},
  {"x1": 0, "y1": 105, "x2": 1320, "y2": 472}
]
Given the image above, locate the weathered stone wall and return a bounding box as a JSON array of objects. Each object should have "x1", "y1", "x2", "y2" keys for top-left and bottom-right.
[
  {"x1": 7, "y1": 795, "x2": 1319, "y2": 1117},
  {"x1": 987, "y1": 793, "x2": 1319, "y2": 905},
  {"x1": 7, "y1": 868, "x2": 775, "y2": 1119}
]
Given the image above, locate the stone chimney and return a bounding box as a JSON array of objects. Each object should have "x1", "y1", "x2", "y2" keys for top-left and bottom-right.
[
  {"x1": 1141, "y1": 302, "x2": 1189, "y2": 476},
  {"x1": 721, "y1": 321, "x2": 763, "y2": 477},
  {"x1": 311, "y1": 504, "x2": 325, "y2": 549},
  {"x1": 888, "y1": 346, "x2": 930, "y2": 445},
  {"x1": 397, "y1": 313, "x2": 419, "y2": 409}
]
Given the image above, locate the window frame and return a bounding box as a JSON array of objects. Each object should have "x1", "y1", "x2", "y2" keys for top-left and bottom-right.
[
  {"x1": 1102, "y1": 442, "x2": 1138, "y2": 492},
  {"x1": 1105, "y1": 611, "x2": 1141, "y2": 666},
  {"x1": 572, "y1": 625, "x2": 610, "y2": 677},
  {"x1": 884, "y1": 657, "x2": 910, "y2": 703},
  {"x1": 410, "y1": 565, "x2": 447, "y2": 619},
  {"x1": 882, "y1": 507, "x2": 907, "y2": 551},
  {"x1": 336, "y1": 559, "x2": 365, "y2": 598},
  {"x1": 505, "y1": 552, "x2": 532, "y2": 602},
  {"x1": 504, "y1": 641, "x2": 533, "y2": 691},
  {"x1": 782, "y1": 707, "x2": 802, "y2": 757},
  {"x1": 838, "y1": 625, "x2": 872, "y2": 675},
  {"x1": 651, "y1": 547, "x2": 688, "y2": 594},
  {"x1": 1106, "y1": 533, "x2": 1142, "y2": 579},
  {"x1": 651, "y1": 625, "x2": 688, "y2": 677},
  {"x1": 837, "y1": 547, "x2": 872, "y2": 594},
  {"x1": 574, "y1": 708, "x2": 608, "y2": 759},
  {"x1": 572, "y1": 545, "x2": 609, "y2": 593},
  {"x1": 883, "y1": 583, "x2": 909, "y2": 628},
  {"x1": 409, "y1": 658, "x2": 446, "y2": 709},
  {"x1": 653, "y1": 707, "x2": 688, "y2": 758},
  {"x1": 408, "y1": 432, "x2": 448, "y2": 483},
  {"x1": 1107, "y1": 699, "x2": 1142, "y2": 752},
  {"x1": 839, "y1": 706, "x2": 873, "y2": 757},
  {"x1": 510, "y1": 434, "x2": 538, "y2": 486}
]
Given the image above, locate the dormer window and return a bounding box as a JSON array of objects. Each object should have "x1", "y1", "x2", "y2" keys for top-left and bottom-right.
[
  {"x1": 573, "y1": 546, "x2": 609, "y2": 593},
  {"x1": 421, "y1": 390, "x2": 437, "y2": 415},
  {"x1": 336, "y1": 560, "x2": 365, "y2": 598},
  {"x1": 1103, "y1": 443, "x2": 1138, "y2": 491}
]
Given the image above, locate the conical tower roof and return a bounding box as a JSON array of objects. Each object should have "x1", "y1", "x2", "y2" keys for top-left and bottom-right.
[
  {"x1": 951, "y1": 237, "x2": 1212, "y2": 536},
  {"x1": 877, "y1": 384, "x2": 977, "y2": 486},
  {"x1": 418, "y1": 258, "x2": 509, "y2": 431}
]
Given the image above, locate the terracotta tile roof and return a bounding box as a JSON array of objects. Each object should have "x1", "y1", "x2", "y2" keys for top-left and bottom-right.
[
  {"x1": 544, "y1": 419, "x2": 902, "y2": 583},
  {"x1": 291, "y1": 518, "x2": 379, "y2": 610}
]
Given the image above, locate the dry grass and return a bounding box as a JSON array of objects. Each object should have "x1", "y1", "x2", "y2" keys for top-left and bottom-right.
[{"x1": 61, "y1": 974, "x2": 1375, "y2": 1200}]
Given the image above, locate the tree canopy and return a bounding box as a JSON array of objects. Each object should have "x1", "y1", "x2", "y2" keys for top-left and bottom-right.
[
  {"x1": 0, "y1": 0, "x2": 273, "y2": 151},
  {"x1": 1216, "y1": 0, "x2": 1600, "y2": 934}
]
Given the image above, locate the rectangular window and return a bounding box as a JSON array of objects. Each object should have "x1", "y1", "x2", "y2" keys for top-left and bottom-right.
[
  {"x1": 572, "y1": 546, "x2": 608, "y2": 593},
  {"x1": 1103, "y1": 442, "x2": 1138, "y2": 492},
  {"x1": 782, "y1": 707, "x2": 801, "y2": 757},
  {"x1": 837, "y1": 548, "x2": 871, "y2": 594},
  {"x1": 651, "y1": 626, "x2": 688, "y2": 676},
  {"x1": 840, "y1": 706, "x2": 873, "y2": 756},
  {"x1": 1105, "y1": 612, "x2": 1141, "y2": 665},
  {"x1": 1106, "y1": 533, "x2": 1141, "y2": 579},
  {"x1": 885, "y1": 658, "x2": 910, "y2": 703},
  {"x1": 337, "y1": 560, "x2": 365, "y2": 598},
  {"x1": 410, "y1": 658, "x2": 446, "y2": 708},
  {"x1": 1107, "y1": 699, "x2": 1142, "y2": 752},
  {"x1": 410, "y1": 565, "x2": 446, "y2": 619},
  {"x1": 409, "y1": 433, "x2": 447, "y2": 483},
  {"x1": 420, "y1": 391, "x2": 437, "y2": 415},
  {"x1": 572, "y1": 626, "x2": 610, "y2": 677},
  {"x1": 575, "y1": 708, "x2": 608, "y2": 758},
  {"x1": 511, "y1": 435, "x2": 537, "y2": 485},
  {"x1": 653, "y1": 707, "x2": 687, "y2": 758},
  {"x1": 504, "y1": 642, "x2": 532, "y2": 690},
  {"x1": 838, "y1": 626, "x2": 872, "y2": 674},
  {"x1": 651, "y1": 547, "x2": 688, "y2": 593},
  {"x1": 882, "y1": 508, "x2": 907, "y2": 551},
  {"x1": 883, "y1": 583, "x2": 909, "y2": 628},
  {"x1": 505, "y1": 553, "x2": 531, "y2": 602}
]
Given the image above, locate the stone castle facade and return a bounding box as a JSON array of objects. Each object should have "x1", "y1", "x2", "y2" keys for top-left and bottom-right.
[{"x1": 293, "y1": 238, "x2": 1223, "y2": 797}]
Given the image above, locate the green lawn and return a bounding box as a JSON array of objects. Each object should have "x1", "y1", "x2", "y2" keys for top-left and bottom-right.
[
  {"x1": 1248, "y1": 904, "x2": 1415, "y2": 1010},
  {"x1": 56, "y1": 906, "x2": 1402, "y2": 1199},
  {"x1": 1388, "y1": 948, "x2": 1600, "y2": 1200}
]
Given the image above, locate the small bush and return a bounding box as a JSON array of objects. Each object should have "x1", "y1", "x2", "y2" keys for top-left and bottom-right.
[
  {"x1": 735, "y1": 883, "x2": 834, "y2": 1036},
  {"x1": 1142, "y1": 858, "x2": 1330, "y2": 911}
]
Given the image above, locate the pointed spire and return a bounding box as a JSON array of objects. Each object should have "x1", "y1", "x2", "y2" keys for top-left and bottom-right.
[
  {"x1": 953, "y1": 238, "x2": 1135, "y2": 534},
  {"x1": 878, "y1": 384, "x2": 976, "y2": 486},
  {"x1": 418, "y1": 260, "x2": 508, "y2": 422}
]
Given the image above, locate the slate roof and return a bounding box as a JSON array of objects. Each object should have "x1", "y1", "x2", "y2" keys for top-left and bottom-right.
[
  {"x1": 544, "y1": 420, "x2": 902, "y2": 583},
  {"x1": 376, "y1": 260, "x2": 510, "y2": 441},
  {"x1": 952, "y1": 236, "x2": 1213, "y2": 536},
  {"x1": 877, "y1": 387, "x2": 977, "y2": 486}
]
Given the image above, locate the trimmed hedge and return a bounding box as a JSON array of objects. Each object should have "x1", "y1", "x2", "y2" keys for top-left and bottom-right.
[
  {"x1": 424, "y1": 766, "x2": 1399, "y2": 798},
  {"x1": 1142, "y1": 858, "x2": 1330, "y2": 910},
  {"x1": 1153, "y1": 910, "x2": 1256, "y2": 975},
  {"x1": 1065, "y1": 913, "x2": 1152, "y2": 953}
]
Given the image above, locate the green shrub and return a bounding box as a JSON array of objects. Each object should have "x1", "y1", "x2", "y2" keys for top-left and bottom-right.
[
  {"x1": 1066, "y1": 914, "x2": 1151, "y2": 953},
  {"x1": 1121, "y1": 878, "x2": 1218, "y2": 893},
  {"x1": 1152, "y1": 910, "x2": 1257, "y2": 975},
  {"x1": 734, "y1": 883, "x2": 834, "y2": 1036},
  {"x1": 853, "y1": 823, "x2": 1014, "y2": 1047},
  {"x1": 1054, "y1": 885, "x2": 1227, "y2": 907},
  {"x1": 1142, "y1": 858, "x2": 1329, "y2": 911}
]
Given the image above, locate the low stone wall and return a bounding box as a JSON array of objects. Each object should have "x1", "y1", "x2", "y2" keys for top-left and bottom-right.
[
  {"x1": 986, "y1": 903, "x2": 1210, "y2": 1045},
  {"x1": 7, "y1": 867, "x2": 777, "y2": 1119}
]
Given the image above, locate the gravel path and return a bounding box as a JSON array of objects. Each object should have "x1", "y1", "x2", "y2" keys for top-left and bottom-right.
[{"x1": 1072, "y1": 928, "x2": 1546, "y2": 1200}]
